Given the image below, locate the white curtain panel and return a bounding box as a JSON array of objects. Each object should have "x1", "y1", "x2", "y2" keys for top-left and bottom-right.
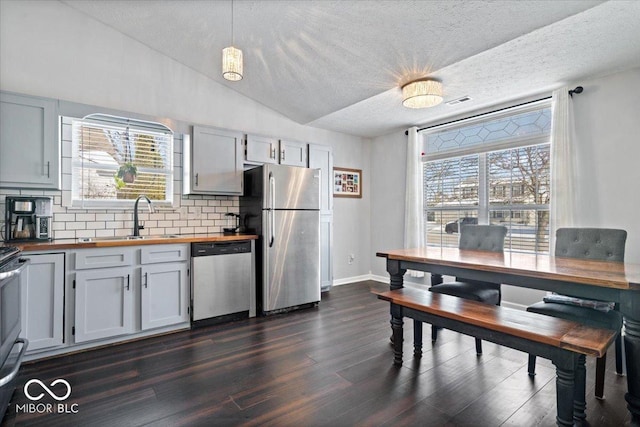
[
  {"x1": 550, "y1": 87, "x2": 578, "y2": 253},
  {"x1": 404, "y1": 126, "x2": 425, "y2": 277}
]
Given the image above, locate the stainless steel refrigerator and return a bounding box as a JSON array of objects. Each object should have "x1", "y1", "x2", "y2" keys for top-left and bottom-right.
[{"x1": 240, "y1": 164, "x2": 321, "y2": 314}]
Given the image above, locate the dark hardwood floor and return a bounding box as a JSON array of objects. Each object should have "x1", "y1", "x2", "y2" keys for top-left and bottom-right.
[{"x1": 2, "y1": 281, "x2": 629, "y2": 426}]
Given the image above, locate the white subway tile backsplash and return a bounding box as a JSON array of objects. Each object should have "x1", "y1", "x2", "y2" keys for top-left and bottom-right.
[
  {"x1": 76, "y1": 229, "x2": 96, "y2": 238},
  {"x1": 66, "y1": 222, "x2": 86, "y2": 230},
  {"x1": 54, "y1": 213, "x2": 76, "y2": 222},
  {"x1": 54, "y1": 230, "x2": 76, "y2": 239},
  {"x1": 94, "y1": 213, "x2": 113, "y2": 221},
  {"x1": 86, "y1": 221, "x2": 106, "y2": 230},
  {"x1": 95, "y1": 229, "x2": 115, "y2": 237}
]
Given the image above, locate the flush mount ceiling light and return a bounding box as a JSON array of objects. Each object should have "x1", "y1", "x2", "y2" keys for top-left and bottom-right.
[
  {"x1": 401, "y1": 79, "x2": 443, "y2": 108},
  {"x1": 222, "y1": 0, "x2": 243, "y2": 81}
]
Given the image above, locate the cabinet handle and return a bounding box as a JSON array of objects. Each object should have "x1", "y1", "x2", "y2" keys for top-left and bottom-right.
[
  {"x1": 144, "y1": 272, "x2": 148, "y2": 288},
  {"x1": 195, "y1": 173, "x2": 199, "y2": 186},
  {"x1": 46, "y1": 161, "x2": 50, "y2": 178},
  {"x1": 126, "y1": 274, "x2": 130, "y2": 290}
]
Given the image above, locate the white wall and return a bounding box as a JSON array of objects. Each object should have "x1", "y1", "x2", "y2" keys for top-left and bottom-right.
[
  {"x1": 571, "y1": 67, "x2": 640, "y2": 262},
  {"x1": 0, "y1": 0, "x2": 372, "y2": 281},
  {"x1": 370, "y1": 67, "x2": 640, "y2": 307}
]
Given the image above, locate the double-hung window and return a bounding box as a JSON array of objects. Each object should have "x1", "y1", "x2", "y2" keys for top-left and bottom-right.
[
  {"x1": 70, "y1": 114, "x2": 174, "y2": 208},
  {"x1": 423, "y1": 100, "x2": 551, "y2": 253}
]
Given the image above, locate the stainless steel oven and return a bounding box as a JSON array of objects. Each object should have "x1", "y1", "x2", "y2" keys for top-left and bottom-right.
[{"x1": 0, "y1": 246, "x2": 29, "y2": 422}]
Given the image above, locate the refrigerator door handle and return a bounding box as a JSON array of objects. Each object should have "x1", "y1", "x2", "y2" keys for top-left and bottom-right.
[{"x1": 269, "y1": 172, "x2": 275, "y2": 247}]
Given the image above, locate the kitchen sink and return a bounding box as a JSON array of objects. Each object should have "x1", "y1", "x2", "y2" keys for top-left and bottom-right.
[{"x1": 78, "y1": 235, "x2": 179, "y2": 242}]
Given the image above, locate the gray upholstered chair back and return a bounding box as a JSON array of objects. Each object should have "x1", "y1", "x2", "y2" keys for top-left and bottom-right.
[
  {"x1": 459, "y1": 225, "x2": 507, "y2": 252},
  {"x1": 555, "y1": 228, "x2": 626, "y2": 262}
]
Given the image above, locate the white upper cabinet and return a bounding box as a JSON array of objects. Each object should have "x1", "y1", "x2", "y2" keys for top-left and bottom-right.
[
  {"x1": 184, "y1": 126, "x2": 244, "y2": 195},
  {"x1": 279, "y1": 139, "x2": 307, "y2": 167},
  {"x1": 246, "y1": 134, "x2": 278, "y2": 164},
  {"x1": 0, "y1": 92, "x2": 60, "y2": 189},
  {"x1": 308, "y1": 143, "x2": 333, "y2": 213},
  {"x1": 246, "y1": 135, "x2": 308, "y2": 167}
]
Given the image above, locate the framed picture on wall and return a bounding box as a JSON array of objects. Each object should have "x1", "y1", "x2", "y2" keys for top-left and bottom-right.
[{"x1": 333, "y1": 167, "x2": 362, "y2": 198}]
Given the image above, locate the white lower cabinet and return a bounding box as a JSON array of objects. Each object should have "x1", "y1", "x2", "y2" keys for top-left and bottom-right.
[
  {"x1": 141, "y1": 263, "x2": 189, "y2": 330},
  {"x1": 20, "y1": 253, "x2": 64, "y2": 351},
  {"x1": 70, "y1": 244, "x2": 189, "y2": 346},
  {"x1": 74, "y1": 266, "x2": 135, "y2": 343}
]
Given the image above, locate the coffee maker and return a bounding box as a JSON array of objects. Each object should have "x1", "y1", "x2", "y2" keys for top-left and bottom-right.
[{"x1": 4, "y1": 196, "x2": 53, "y2": 242}]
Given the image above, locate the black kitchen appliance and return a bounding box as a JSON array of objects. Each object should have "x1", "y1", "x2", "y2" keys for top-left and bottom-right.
[
  {"x1": 223, "y1": 213, "x2": 241, "y2": 234},
  {"x1": 0, "y1": 246, "x2": 29, "y2": 422},
  {"x1": 4, "y1": 196, "x2": 52, "y2": 242}
]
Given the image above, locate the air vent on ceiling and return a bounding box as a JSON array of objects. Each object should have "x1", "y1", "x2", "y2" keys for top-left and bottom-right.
[{"x1": 446, "y1": 96, "x2": 472, "y2": 106}]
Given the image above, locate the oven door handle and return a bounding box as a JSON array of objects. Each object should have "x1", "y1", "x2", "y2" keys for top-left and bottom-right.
[
  {"x1": 0, "y1": 338, "x2": 29, "y2": 387},
  {"x1": 0, "y1": 258, "x2": 30, "y2": 281}
]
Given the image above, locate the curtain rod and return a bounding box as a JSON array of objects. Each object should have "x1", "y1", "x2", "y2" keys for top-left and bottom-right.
[{"x1": 405, "y1": 86, "x2": 583, "y2": 136}]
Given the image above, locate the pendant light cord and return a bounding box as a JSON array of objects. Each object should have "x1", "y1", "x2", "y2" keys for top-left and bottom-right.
[{"x1": 231, "y1": 0, "x2": 234, "y2": 46}]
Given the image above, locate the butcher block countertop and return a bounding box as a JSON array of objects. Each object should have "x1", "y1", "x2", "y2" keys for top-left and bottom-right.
[{"x1": 3, "y1": 233, "x2": 259, "y2": 252}]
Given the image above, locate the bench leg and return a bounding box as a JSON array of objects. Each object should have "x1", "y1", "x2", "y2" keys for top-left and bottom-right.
[
  {"x1": 413, "y1": 320, "x2": 423, "y2": 358},
  {"x1": 475, "y1": 338, "x2": 483, "y2": 355},
  {"x1": 528, "y1": 354, "x2": 536, "y2": 377},
  {"x1": 554, "y1": 357, "x2": 577, "y2": 427},
  {"x1": 574, "y1": 354, "x2": 587, "y2": 423},
  {"x1": 595, "y1": 354, "x2": 606, "y2": 399},
  {"x1": 615, "y1": 333, "x2": 624, "y2": 375},
  {"x1": 431, "y1": 324, "x2": 438, "y2": 342}
]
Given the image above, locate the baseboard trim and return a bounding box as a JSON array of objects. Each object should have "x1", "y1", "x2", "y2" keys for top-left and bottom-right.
[
  {"x1": 332, "y1": 274, "x2": 373, "y2": 286},
  {"x1": 501, "y1": 301, "x2": 527, "y2": 311},
  {"x1": 333, "y1": 273, "x2": 424, "y2": 286}
]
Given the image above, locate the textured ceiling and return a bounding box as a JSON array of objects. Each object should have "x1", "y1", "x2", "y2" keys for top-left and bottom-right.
[{"x1": 62, "y1": 0, "x2": 640, "y2": 138}]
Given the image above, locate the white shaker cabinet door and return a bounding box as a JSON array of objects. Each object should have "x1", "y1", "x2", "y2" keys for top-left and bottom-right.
[
  {"x1": 0, "y1": 92, "x2": 59, "y2": 189},
  {"x1": 246, "y1": 134, "x2": 278, "y2": 164},
  {"x1": 188, "y1": 126, "x2": 244, "y2": 195},
  {"x1": 20, "y1": 253, "x2": 64, "y2": 351},
  {"x1": 279, "y1": 139, "x2": 307, "y2": 167},
  {"x1": 140, "y1": 262, "x2": 189, "y2": 330},
  {"x1": 74, "y1": 267, "x2": 135, "y2": 343}
]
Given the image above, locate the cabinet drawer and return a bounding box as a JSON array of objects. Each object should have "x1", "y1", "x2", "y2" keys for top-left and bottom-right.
[
  {"x1": 74, "y1": 247, "x2": 134, "y2": 270},
  {"x1": 140, "y1": 244, "x2": 189, "y2": 264}
]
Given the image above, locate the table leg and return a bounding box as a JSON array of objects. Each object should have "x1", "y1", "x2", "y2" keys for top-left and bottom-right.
[
  {"x1": 624, "y1": 314, "x2": 640, "y2": 426},
  {"x1": 387, "y1": 259, "x2": 406, "y2": 290}
]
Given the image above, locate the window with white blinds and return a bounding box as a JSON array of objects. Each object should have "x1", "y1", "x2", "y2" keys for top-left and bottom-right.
[
  {"x1": 70, "y1": 114, "x2": 174, "y2": 207},
  {"x1": 422, "y1": 100, "x2": 551, "y2": 253}
]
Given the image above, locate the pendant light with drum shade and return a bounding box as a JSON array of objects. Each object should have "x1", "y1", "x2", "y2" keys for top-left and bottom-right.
[
  {"x1": 402, "y1": 79, "x2": 443, "y2": 108},
  {"x1": 222, "y1": 0, "x2": 243, "y2": 81}
]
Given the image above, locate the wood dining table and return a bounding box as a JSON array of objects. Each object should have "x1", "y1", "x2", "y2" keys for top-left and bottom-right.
[{"x1": 377, "y1": 247, "x2": 640, "y2": 426}]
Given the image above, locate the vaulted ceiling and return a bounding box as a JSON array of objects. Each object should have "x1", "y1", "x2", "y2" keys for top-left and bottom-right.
[{"x1": 62, "y1": 0, "x2": 640, "y2": 137}]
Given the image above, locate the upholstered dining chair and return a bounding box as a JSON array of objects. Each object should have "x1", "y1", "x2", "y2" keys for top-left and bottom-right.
[
  {"x1": 527, "y1": 227, "x2": 626, "y2": 400},
  {"x1": 429, "y1": 224, "x2": 507, "y2": 355}
]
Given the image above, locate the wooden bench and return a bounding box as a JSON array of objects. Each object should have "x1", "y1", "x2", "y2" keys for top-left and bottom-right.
[{"x1": 373, "y1": 287, "x2": 617, "y2": 427}]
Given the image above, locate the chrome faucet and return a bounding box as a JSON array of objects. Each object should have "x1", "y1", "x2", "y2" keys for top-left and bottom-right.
[{"x1": 133, "y1": 195, "x2": 153, "y2": 236}]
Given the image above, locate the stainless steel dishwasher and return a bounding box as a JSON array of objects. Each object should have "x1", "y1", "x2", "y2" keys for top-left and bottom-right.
[{"x1": 191, "y1": 241, "x2": 253, "y2": 326}]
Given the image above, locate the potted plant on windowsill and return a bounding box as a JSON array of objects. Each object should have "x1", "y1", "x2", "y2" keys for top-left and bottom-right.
[{"x1": 116, "y1": 162, "x2": 137, "y2": 184}]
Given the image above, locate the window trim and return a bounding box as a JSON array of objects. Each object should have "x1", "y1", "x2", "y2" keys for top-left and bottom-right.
[
  {"x1": 69, "y1": 114, "x2": 175, "y2": 209},
  {"x1": 421, "y1": 99, "x2": 552, "y2": 254}
]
